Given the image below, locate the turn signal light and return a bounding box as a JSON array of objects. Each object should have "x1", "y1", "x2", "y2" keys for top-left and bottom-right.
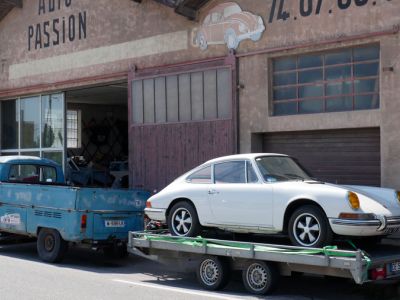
[
  {"x1": 348, "y1": 192, "x2": 360, "y2": 210},
  {"x1": 369, "y1": 267, "x2": 386, "y2": 281},
  {"x1": 146, "y1": 201, "x2": 152, "y2": 208},
  {"x1": 81, "y1": 214, "x2": 87, "y2": 230},
  {"x1": 338, "y1": 213, "x2": 375, "y2": 220}
]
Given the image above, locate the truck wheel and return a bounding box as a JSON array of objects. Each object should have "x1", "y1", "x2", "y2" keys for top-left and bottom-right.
[
  {"x1": 242, "y1": 261, "x2": 279, "y2": 295},
  {"x1": 197, "y1": 256, "x2": 230, "y2": 291},
  {"x1": 288, "y1": 205, "x2": 333, "y2": 248},
  {"x1": 168, "y1": 201, "x2": 201, "y2": 237},
  {"x1": 37, "y1": 228, "x2": 68, "y2": 263}
]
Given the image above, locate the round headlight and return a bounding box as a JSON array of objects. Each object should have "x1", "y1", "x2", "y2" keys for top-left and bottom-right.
[{"x1": 347, "y1": 191, "x2": 360, "y2": 210}]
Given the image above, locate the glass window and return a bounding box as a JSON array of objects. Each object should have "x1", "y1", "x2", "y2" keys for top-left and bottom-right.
[
  {"x1": 247, "y1": 162, "x2": 259, "y2": 183},
  {"x1": 255, "y1": 156, "x2": 311, "y2": 182},
  {"x1": 20, "y1": 96, "x2": 41, "y2": 149},
  {"x1": 187, "y1": 166, "x2": 212, "y2": 184},
  {"x1": 1, "y1": 100, "x2": 18, "y2": 150},
  {"x1": 214, "y1": 161, "x2": 246, "y2": 184},
  {"x1": 42, "y1": 94, "x2": 64, "y2": 148},
  {"x1": 43, "y1": 151, "x2": 63, "y2": 165},
  {"x1": 8, "y1": 164, "x2": 57, "y2": 183},
  {"x1": 272, "y1": 45, "x2": 379, "y2": 115},
  {"x1": 67, "y1": 109, "x2": 81, "y2": 148}
]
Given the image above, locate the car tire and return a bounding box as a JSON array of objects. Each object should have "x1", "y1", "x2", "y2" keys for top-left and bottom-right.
[
  {"x1": 197, "y1": 256, "x2": 231, "y2": 291},
  {"x1": 168, "y1": 201, "x2": 201, "y2": 237},
  {"x1": 288, "y1": 205, "x2": 333, "y2": 248},
  {"x1": 242, "y1": 261, "x2": 279, "y2": 295},
  {"x1": 37, "y1": 228, "x2": 68, "y2": 263},
  {"x1": 224, "y1": 28, "x2": 239, "y2": 49}
]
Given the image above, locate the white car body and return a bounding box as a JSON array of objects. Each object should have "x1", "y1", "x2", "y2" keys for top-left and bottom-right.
[{"x1": 146, "y1": 153, "x2": 400, "y2": 245}]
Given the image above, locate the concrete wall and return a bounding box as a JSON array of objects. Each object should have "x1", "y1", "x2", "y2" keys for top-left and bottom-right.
[{"x1": 0, "y1": 0, "x2": 399, "y2": 187}]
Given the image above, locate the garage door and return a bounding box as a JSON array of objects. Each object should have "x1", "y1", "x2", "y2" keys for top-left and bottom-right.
[{"x1": 262, "y1": 128, "x2": 380, "y2": 186}]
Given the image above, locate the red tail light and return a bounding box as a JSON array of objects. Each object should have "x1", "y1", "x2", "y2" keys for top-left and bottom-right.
[
  {"x1": 146, "y1": 201, "x2": 152, "y2": 208},
  {"x1": 370, "y1": 267, "x2": 386, "y2": 280},
  {"x1": 81, "y1": 214, "x2": 87, "y2": 230}
]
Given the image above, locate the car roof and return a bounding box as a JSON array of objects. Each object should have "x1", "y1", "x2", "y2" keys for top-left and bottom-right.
[
  {"x1": 0, "y1": 155, "x2": 59, "y2": 166},
  {"x1": 204, "y1": 153, "x2": 288, "y2": 165}
]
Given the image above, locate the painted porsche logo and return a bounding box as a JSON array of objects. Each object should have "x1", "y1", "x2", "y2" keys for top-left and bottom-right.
[{"x1": 193, "y1": 2, "x2": 265, "y2": 51}]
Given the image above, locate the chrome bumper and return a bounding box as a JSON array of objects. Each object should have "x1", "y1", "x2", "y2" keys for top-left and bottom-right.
[{"x1": 331, "y1": 216, "x2": 400, "y2": 232}]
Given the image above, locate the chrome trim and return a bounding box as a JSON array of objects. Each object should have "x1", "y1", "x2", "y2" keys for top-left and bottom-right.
[{"x1": 331, "y1": 219, "x2": 381, "y2": 227}]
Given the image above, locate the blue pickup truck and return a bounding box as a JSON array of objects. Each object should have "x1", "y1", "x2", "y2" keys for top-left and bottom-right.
[{"x1": 0, "y1": 156, "x2": 149, "y2": 263}]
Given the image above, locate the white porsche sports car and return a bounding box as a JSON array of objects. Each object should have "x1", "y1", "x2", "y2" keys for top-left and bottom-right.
[{"x1": 145, "y1": 153, "x2": 400, "y2": 247}]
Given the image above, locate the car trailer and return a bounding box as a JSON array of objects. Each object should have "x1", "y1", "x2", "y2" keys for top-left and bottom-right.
[{"x1": 128, "y1": 231, "x2": 400, "y2": 295}]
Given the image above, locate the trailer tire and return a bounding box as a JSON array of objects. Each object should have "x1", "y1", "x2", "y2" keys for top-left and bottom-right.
[
  {"x1": 37, "y1": 228, "x2": 67, "y2": 263},
  {"x1": 197, "y1": 256, "x2": 230, "y2": 291},
  {"x1": 168, "y1": 201, "x2": 201, "y2": 237},
  {"x1": 242, "y1": 261, "x2": 279, "y2": 295}
]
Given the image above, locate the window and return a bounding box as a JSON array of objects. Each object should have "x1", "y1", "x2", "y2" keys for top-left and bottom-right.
[
  {"x1": 247, "y1": 162, "x2": 259, "y2": 183},
  {"x1": 214, "y1": 161, "x2": 246, "y2": 184},
  {"x1": 8, "y1": 164, "x2": 57, "y2": 183},
  {"x1": 272, "y1": 45, "x2": 380, "y2": 116},
  {"x1": 67, "y1": 109, "x2": 81, "y2": 148},
  {"x1": 187, "y1": 166, "x2": 212, "y2": 184},
  {"x1": 1, "y1": 94, "x2": 65, "y2": 166}
]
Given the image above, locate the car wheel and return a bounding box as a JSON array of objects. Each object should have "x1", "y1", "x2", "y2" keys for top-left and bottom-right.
[
  {"x1": 242, "y1": 261, "x2": 279, "y2": 295},
  {"x1": 168, "y1": 201, "x2": 201, "y2": 237},
  {"x1": 197, "y1": 32, "x2": 208, "y2": 50},
  {"x1": 197, "y1": 256, "x2": 231, "y2": 291},
  {"x1": 288, "y1": 205, "x2": 333, "y2": 248},
  {"x1": 224, "y1": 28, "x2": 239, "y2": 49},
  {"x1": 37, "y1": 228, "x2": 68, "y2": 263}
]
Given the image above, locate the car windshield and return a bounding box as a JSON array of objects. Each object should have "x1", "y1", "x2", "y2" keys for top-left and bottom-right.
[{"x1": 255, "y1": 156, "x2": 311, "y2": 182}]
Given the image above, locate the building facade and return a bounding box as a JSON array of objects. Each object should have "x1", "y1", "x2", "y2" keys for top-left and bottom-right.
[{"x1": 0, "y1": 0, "x2": 399, "y2": 191}]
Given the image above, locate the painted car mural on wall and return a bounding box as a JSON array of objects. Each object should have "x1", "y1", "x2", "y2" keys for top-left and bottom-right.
[{"x1": 195, "y1": 2, "x2": 265, "y2": 50}]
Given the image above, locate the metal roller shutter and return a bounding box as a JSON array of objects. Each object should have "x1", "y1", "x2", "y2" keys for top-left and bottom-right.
[{"x1": 262, "y1": 128, "x2": 380, "y2": 186}]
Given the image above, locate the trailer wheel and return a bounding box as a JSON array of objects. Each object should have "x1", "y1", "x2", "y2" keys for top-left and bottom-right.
[
  {"x1": 37, "y1": 228, "x2": 68, "y2": 263},
  {"x1": 242, "y1": 261, "x2": 279, "y2": 295},
  {"x1": 197, "y1": 256, "x2": 230, "y2": 291}
]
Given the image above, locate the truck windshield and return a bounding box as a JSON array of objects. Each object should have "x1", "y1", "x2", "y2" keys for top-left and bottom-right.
[{"x1": 255, "y1": 156, "x2": 311, "y2": 182}]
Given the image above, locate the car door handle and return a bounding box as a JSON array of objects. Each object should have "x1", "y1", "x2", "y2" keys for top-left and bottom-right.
[{"x1": 208, "y1": 189, "x2": 219, "y2": 195}]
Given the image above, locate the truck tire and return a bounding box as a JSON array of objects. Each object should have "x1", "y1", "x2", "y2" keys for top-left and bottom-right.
[
  {"x1": 196, "y1": 256, "x2": 230, "y2": 291},
  {"x1": 242, "y1": 261, "x2": 279, "y2": 295},
  {"x1": 37, "y1": 228, "x2": 68, "y2": 263}
]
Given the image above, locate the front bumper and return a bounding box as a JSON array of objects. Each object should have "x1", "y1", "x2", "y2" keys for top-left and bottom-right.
[
  {"x1": 330, "y1": 216, "x2": 400, "y2": 236},
  {"x1": 144, "y1": 208, "x2": 167, "y2": 223}
]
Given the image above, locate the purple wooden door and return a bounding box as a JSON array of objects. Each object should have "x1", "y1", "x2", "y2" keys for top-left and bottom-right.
[{"x1": 128, "y1": 55, "x2": 237, "y2": 192}]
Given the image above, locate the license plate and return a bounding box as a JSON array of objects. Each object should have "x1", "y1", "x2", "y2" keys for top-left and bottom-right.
[
  {"x1": 389, "y1": 261, "x2": 400, "y2": 273},
  {"x1": 384, "y1": 227, "x2": 400, "y2": 234},
  {"x1": 105, "y1": 220, "x2": 125, "y2": 228}
]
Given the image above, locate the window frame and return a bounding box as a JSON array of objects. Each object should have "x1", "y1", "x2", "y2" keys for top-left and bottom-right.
[
  {"x1": 271, "y1": 44, "x2": 380, "y2": 116},
  {"x1": 66, "y1": 109, "x2": 82, "y2": 149}
]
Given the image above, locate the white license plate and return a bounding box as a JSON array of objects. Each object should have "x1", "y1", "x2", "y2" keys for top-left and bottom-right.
[
  {"x1": 105, "y1": 220, "x2": 125, "y2": 228},
  {"x1": 390, "y1": 261, "x2": 400, "y2": 273}
]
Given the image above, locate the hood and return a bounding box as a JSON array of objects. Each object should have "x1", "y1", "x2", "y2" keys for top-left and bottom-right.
[{"x1": 343, "y1": 185, "x2": 399, "y2": 208}]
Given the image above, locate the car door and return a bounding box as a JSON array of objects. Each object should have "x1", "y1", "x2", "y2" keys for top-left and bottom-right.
[{"x1": 208, "y1": 160, "x2": 274, "y2": 229}]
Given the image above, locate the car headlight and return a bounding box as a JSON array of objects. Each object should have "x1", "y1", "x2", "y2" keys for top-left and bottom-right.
[
  {"x1": 347, "y1": 191, "x2": 360, "y2": 210},
  {"x1": 396, "y1": 191, "x2": 400, "y2": 204}
]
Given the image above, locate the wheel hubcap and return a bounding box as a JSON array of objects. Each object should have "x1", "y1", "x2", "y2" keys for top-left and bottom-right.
[
  {"x1": 44, "y1": 235, "x2": 55, "y2": 252},
  {"x1": 293, "y1": 213, "x2": 321, "y2": 247},
  {"x1": 246, "y1": 263, "x2": 268, "y2": 291},
  {"x1": 200, "y1": 259, "x2": 219, "y2": 286},
  {"x1": 172, "y1": 208, "x2": 192, "y2": 236}
]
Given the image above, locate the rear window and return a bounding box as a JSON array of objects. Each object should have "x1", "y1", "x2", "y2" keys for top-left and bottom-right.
[
  {"x1": 8, "y1": 164, "x2": 57, "y2": 184},
  {"x1": 187, "y1": 166, "x2": 212, "y2": 184}
]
